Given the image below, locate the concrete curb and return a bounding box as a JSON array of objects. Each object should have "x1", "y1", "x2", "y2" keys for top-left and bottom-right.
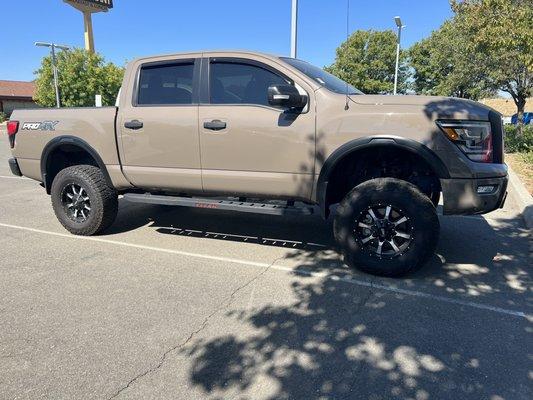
[{"x1": 507, "y1": 164, "x2": 533, "y2": 229}]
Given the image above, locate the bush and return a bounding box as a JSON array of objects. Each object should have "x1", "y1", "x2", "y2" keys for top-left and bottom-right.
[
  {"x1": 504, "y1": 125, "x2": 533, "y2": 153},
  {"x1": 0, "y1": 112, "x2": 7, "y2": 123},
  {"x1": 34, "y1": 48, "x2": 124, "y2": 108}
]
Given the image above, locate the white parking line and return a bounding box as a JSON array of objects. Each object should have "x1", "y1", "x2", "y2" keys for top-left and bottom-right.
[
  {"x1": 0, "y1": 221, "x2": 528, "y2": 319},
  {"x1": 0, "y1": 175, "x2": 28, "y2": 179}
]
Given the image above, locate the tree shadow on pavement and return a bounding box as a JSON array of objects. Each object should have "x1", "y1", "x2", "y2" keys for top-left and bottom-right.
[{"x1": 179, "y1": 241, "x2": 530, "y2": 400}]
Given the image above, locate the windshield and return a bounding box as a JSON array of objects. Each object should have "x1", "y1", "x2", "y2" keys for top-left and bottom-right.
[{"x1": 281, "y1": 57, "x2": 364, "y2": 95}]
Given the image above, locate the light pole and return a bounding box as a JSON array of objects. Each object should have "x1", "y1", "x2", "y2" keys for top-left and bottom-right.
[
  {"x1": 393, "y1": 16, "x2": 404, "y2": 95},
  {"x1": 290, "y1": 0, "x2": 298, "y2": 58},
  {"x1": 35, "y1": 42, "x2": 70, "y2": 108}
]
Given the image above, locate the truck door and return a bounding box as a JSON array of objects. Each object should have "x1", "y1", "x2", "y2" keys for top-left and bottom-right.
[
  {"x1": 118, "y1": 56, "x2": 202, "y2": 192},
  {"x1": 198, "y1": 56, "x2": 316, "y2": 199}
]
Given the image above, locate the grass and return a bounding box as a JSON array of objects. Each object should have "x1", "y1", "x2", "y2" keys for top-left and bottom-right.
[{"x1": 506, "y1": 152, "x2": 533, "y2": 195}]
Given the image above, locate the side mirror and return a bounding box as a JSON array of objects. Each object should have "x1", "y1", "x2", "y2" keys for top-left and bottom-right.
[{"x1": 268, "y1": 84, "x2": 307, "y2": 109}]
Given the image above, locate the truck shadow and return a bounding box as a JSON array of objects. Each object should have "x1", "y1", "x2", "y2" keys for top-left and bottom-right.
[{"x1": 107, "y1": 199, "x2": 531, "y2": 308}]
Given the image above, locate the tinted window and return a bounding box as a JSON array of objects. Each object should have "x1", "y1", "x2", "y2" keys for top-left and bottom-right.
[
  {"x1": 281, "y1": 57, "x2": 363, "y2": 95},
  {"x1": 210, "y1": 61, "x2": 288, "y2": 106},
  {"x1": 137, "y1": 62, "x2": 194, "y2": 105}
]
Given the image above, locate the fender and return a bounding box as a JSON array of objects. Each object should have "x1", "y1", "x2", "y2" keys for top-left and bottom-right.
[
  {"x1": 316, "y1": 136, "x2": 450, "y2": 218},
  {"x1": 40, "y1": 135, "x2": 113, "y2": 194}
]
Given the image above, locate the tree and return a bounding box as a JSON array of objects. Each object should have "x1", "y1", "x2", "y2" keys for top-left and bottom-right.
[
  {"x1": 34, "y1": 48, "x2": 124, "y2": 107},
  {"x1": 325, "y1": 30, "x2": 409, "y2": 94},
  {"x1": 450, "y1": 0, "x2": 533, "y2": 133},
  {"x1": 409, "y1": 20, "x2": 494, "y2": 99}
]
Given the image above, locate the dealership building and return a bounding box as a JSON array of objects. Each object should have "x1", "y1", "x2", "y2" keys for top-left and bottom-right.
[{"x1": 0, "y1": 80, "x2": 37, "y2": 117}]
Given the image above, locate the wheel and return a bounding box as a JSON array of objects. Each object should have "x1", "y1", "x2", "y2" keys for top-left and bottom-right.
[
  {"x1": 51, "y1": 165, "x2": 118, "y2": 236},
  {"x1": 334, "y1": 178, "x2": 439, "y2": 277}
]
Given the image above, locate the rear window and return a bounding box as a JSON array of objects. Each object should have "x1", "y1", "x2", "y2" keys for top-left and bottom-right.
[{"x1": 137, "y1": 62, "x2": 194, "y2": 105}]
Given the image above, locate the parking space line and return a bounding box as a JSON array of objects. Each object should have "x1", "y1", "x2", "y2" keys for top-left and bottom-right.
[
  {"x1": 0, "y1": 221, "x2": 527, "y2": 319},
  {"x1": 0, "y1": 175, "x2": 28, "y2": 179}
]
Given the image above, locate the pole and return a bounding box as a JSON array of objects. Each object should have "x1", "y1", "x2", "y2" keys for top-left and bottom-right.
[
  {"x1": 51, "y1": 44, "x2": 61, "y2": 108},
  {"x1": 290, "y1": 0, "x2": 298, "y2": 58},
  {"x1": 35, "y1": 42, "x2": 70, "y2": 107},
  {"x1": 393, "y1": 24, "x2": 402, "y2": 95},
  {"x1": 83, "y1": 11, "x2": 95, "y2": 53}
]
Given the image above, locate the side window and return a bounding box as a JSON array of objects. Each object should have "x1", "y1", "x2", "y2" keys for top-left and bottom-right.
[
  {"x1": 210, "y1": 61, "x2": 288, "y2": 106},
  {"x1": 137, "y1": 62, "x2": 194, "y2": 105}
]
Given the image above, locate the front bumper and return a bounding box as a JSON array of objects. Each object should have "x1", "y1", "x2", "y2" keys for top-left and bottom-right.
[
  {"x1": 441, "y1": 175, "x2": 508, "y2": 215},
  {"x1": 8, "y1": 158, "x2": 22, "y2": 177}
]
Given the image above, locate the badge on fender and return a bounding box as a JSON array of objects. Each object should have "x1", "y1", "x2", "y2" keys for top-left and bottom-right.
[{"x1": 21, "y1": 121, "x2": 59, "y2": 131}]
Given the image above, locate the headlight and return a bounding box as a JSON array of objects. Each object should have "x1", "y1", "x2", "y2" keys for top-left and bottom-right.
[{"x1": 437, "y1": 121, "x2": 493, "y2": 163}]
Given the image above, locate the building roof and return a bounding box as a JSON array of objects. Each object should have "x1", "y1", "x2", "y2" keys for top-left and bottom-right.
[
  {"x1": 479, "y1": 97, "x2": 532, "y2": 117},
  {"x1": 0, "y1": 80, "x2": 36, "y2": 99}
]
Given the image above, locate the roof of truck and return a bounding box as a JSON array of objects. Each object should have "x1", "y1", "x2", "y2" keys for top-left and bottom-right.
[{"x1": 130, "y1": 50, "x2": 285, "y2": 64}]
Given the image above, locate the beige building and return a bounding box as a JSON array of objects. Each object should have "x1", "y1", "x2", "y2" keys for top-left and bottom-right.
[
  {"x1": 479, "y1": 97, "x2": 532, "y2": 117},
  {"x1": 0, "y1": 80, "x2": 37, "y2": 117}
]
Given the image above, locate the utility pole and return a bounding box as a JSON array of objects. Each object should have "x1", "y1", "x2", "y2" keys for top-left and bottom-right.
[
  {"x1": 35, "y1": 42, "x2": 71, "y2": 108},
  {"x1": 393, "y1": 16, "x2": 404, "y2": 95},
  {"x1": 63, "y1": 0, "x2": 113, "y2": 53},
  {"x1": 290, "y1": 0, "x2": 298, "y2": 58}
]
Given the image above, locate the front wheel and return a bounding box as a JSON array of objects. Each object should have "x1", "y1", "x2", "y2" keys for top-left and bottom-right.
[
  {"x1": 51, "y1": 165, "x2": 118, "y2": 236},
  {"x1": 334, "y1": 178, "x2": 439, "y2": 277}
]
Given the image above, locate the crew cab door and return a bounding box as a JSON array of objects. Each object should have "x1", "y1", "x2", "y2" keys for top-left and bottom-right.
[
  {"x1": 198, "y1": 56, "x2": 316, "y2": 199},
  {"x1": 118, "y1": 55, "x2": 202, "y2": 192}
]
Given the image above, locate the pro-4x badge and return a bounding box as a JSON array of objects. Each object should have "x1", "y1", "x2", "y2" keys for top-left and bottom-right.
[{"x1": 22, "y1": 121, "x2": 59, "y2": 131}]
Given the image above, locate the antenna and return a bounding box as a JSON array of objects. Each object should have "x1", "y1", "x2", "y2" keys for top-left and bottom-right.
[{"x1": 344, "y1": 0, "x2": 350, "y2": 110}]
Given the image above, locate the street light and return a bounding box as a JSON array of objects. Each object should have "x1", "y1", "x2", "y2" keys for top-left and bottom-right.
[
  {"x1": 393, "y1": 16, "x2": 404, "y2": 95},
  {"x1": 290, "y1": 0, "x2": 298, "y2": 58},
  {"x1": 35, "y1": 42, "x2": 71, "y2": 108}
]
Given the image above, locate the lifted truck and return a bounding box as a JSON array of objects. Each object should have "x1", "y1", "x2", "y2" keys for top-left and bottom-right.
[{"x1": 6, "y1": 51, "x2": 507, "y2": 276}]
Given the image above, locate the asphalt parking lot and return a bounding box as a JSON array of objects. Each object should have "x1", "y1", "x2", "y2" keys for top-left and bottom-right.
[{"x1": 0, "y1": 129, "x2": 531, "y2": 400}]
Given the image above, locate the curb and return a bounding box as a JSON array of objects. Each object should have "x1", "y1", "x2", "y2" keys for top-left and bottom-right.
[{"x1": 507, "y1": 164, "x2": 533, "y2": 229}]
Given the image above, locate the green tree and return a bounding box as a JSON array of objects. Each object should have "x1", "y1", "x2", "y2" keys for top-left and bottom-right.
[
  {"x1": 409, "y1": 20, "x2": 493, "y2": 99},
  {"x1": 451, "y1": 0, "x2": 533, "y2": 132},
  {"x1": 35, "y1": 48, "x2": 124, "y2": 107},
  {"x1": 325, "y1": 30, "x2": 409, "y2": 94}
]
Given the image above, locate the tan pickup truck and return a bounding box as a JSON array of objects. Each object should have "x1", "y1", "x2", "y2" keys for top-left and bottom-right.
[{"x1": 6, "y1": 51, "x2": 507, "y2": 276}]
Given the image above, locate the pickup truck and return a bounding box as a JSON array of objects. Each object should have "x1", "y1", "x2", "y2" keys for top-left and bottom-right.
[{"x1": 6, "y1": 51, "x2": 508, "y2": 277}]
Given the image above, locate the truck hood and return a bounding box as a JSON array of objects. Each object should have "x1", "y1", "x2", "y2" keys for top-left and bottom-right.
[{"x1": 352, "y1": 95, "x2": 493, "y2": 121}]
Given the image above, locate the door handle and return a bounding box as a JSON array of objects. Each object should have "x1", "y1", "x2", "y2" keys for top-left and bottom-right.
[
  {"x1": 203, "y1": 120, "x2": 226, "y2": 131},
  {"x1": 124, "y1": 120, "x2": 143, "y2": 130}
]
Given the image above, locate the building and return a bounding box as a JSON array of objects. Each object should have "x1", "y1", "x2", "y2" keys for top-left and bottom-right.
[
  {"x1": 479, "y1": 97, "x2": 533, "y2": 117},
  {"x1": 0, "y1": 80, "x2": 37, "y2": 117}
]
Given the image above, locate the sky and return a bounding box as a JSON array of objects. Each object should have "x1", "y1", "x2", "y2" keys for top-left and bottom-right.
[{"x1": 0, "y1": 0, "x2": 453, "y2": 82}]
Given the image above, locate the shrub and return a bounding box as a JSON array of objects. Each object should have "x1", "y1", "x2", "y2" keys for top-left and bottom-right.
[
  {"x1": 0, "y1": 112, "x2": 7, "y2": 123},
  {"x1": 504, "y1": 125, "x2": 533, "y2": 153}
]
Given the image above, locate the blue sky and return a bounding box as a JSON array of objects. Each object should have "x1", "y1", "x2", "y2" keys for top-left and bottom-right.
[{"x1": 1, "y1": 0, "x2": 453, "y2": 82}]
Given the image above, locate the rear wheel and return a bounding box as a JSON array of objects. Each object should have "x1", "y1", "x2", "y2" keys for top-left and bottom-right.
[
  {"x1": 334, "y1": 178, "x2": 439, "y2": 277},
  {"x1": 51, "y1": 165, "x2": 118, "y2": 236}
]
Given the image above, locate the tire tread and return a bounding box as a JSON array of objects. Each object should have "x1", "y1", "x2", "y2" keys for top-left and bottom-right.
[{"x1": 51, "y1": 165, "x2": 118, "y2": 236}]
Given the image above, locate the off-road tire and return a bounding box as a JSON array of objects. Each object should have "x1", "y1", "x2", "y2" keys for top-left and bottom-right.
[
  {"x1": 334, "y1": 178, "x2": 439, "y2": 277},
  {"x1": 51, "y1": 165, "x2": 118, "y2": 236}
]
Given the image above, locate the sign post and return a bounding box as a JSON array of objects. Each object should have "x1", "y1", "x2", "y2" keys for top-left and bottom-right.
[{"x1": 63, "y1": 0, "x2": 113, "y2": 53}]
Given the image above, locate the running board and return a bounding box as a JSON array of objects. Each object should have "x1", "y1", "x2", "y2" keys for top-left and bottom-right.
[{"x1": 123, "y1": 193, "x2": 314, "y2": 216}]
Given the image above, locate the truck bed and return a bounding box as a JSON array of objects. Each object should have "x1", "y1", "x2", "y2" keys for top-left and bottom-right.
[{"x1": 10, "y1": 107, "x2": 119, "y2": 183}]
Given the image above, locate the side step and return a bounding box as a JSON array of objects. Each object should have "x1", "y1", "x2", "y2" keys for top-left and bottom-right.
[{"x1": 123, "y1": 193, "x2": 314, "y2": 216}]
